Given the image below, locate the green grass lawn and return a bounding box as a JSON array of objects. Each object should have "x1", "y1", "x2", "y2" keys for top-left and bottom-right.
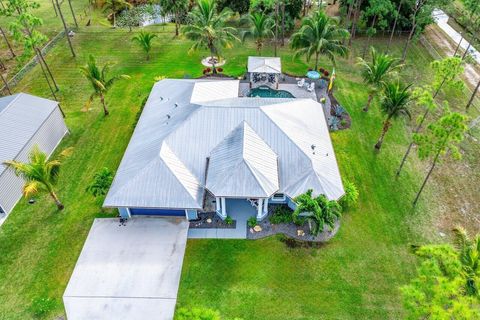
[{"x1": 0, "y1": 24, "x2": 478, "y2": 320}]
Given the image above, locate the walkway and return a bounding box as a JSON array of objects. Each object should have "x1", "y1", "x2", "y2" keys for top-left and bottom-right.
[{"x1": 188, "y1": 199, "x2": 257, "y2": 239}]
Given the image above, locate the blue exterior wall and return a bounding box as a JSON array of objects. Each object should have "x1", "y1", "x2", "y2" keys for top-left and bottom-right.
[{"x1": 186, "y1": 209, "x2": 198, "y2": 220}]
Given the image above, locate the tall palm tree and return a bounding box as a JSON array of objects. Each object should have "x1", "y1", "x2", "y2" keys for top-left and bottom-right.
[
  {"x1": 181, "y1": 0, "x2": 239, "y2": 74},
  {"x1": 102, "y1": 0, "x2": 132, "y2": 28},
  {"x1": 241, "y1": 13, "x2": 274, "y2": 56},
  {"x1": 3, "y1": 146, "x2": 73, "y2": 210},
  {"x1": 290, "y1": 10, "x2": 349, "y2": 70},
  {"x1": 80, "y1": 55, "x2": 130, "y2": 116},
  {"x1": 293, "y1": 189, "x2": 342, "y2": 236},
  {"x1": 375, "y1": 82, "x2": 412, "y2": 150},
  {"x1": 132, "y1": 31, "x2": 157, "y2": 60},
  {"x1": 357, "y1": 47, "x2": 402, "y2": 112}
]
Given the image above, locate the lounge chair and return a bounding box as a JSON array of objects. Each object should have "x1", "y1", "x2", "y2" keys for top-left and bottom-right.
[
  {"x1": 297, "y1": 78, "x2": 305, "y2": 87},
  {"x1": 307, "y1": 82, "x2": 315, "y2": 92}
]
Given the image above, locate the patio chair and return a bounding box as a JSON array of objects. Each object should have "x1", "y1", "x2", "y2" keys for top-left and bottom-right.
[
  {"x1": 297, "y1": 78, "x2": 305, "y2": 87},
  {"x1": 307, "y1": 82, "x2": 315, "y2": 92}
]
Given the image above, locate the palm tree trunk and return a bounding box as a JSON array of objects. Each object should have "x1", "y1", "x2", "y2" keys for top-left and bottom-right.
[
  {"x1": 375, "y1": 119, "x2": 390, "y2": 150},
  {"x1": 175, "y1": 11, "x2": 179, "y2": 36},
  {"x1": 49, "y1": 191, "x2": 64, "y2": 210},
  {"x1": 55, "y1": 0, "x2": 76, "y2": 58},
  {"x1": 349, "y1": 0, "x2": 363, "y2": 46},
  {"x1": 52, "y1": 0, "x2": 58, "y2": 16},
  {"x1": 67, "y1": 0, "x2": 78, "y2": 28},
  {"x1": 1, "y1": 72, "x2": 11, "y2": 95},
  {"x1": 36, "y1": 48, "x2": 59, "y2": 91},
  {"x1": 466, "y1": 79, "x2": 480, "y2": 110},
  {"x1": 0, "y1": 26, "x2": 16, "y2": 57},
  {"x1": 362, "y1": 15, "x2": 377, "y2": 59},
  {"x1": 412, "y1": 148, "x2": 441, "y2": 206},
  {"x1": 36, "y1": 51, "x2": 58, "y2": 100},
  {"x1": 281, "y1": 1, "x2": 285, "y2": 47},
  {"x1": 274, "y1": 2, "x2": 279, "y2": 57},
  {"x1": 113, "y1": 12, "x2": 116, "y2": 28},
  {"x1": 386, "y1": 0, "x2": 402, "y2": 54},
  {"x1": 402, "y1": 17, "x2": 417, "y2": 62},
  {"x1": 462, "y1": 43, "x2": 472, "y2": 60},
  {"x1": 453, "y1": 35, "x2": 463, "y2": 56},
  {"x1": 363, "y1": 92, "x2": 373, "y2": 112},
  {"x1": 100, "y1": 94, "x2": 109, "y2": 116}
]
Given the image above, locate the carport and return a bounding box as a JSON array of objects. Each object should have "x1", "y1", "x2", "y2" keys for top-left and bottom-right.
[{"x1": 63, "y1": 217, "x2": 189, "y2": 320}]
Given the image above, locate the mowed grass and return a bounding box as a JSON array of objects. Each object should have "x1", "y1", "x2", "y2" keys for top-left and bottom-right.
[{"x1": 0, "y1": 25, "x2": 477, "y2": 319}]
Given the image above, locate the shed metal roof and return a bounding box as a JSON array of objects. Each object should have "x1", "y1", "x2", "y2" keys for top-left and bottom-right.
[
  {"x1": 104, "y1": 79, "x2": 344, "y2": 209},
  {"x1": 0, "y1": 93, "x2": 59, "y2": 177},
  {"x1": 247, "y1": 56, "x2": 282, "y2": 74}
]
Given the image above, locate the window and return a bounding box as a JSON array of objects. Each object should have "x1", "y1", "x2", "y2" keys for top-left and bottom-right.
[{"x1": 272, "y1": 193, "x2": 286, "y2": 201}]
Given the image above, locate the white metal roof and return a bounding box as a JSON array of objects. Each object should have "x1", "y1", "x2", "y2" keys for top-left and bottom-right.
[
  {"x1": 0, "y1": 93, "x2": 59, "y2": 177},
  {"x1": 247, "y1": 56, "x2": 282, "y2": 74},
  {"x1": 104, "y1": 79, "x2": 344, "y2": 209},
  {"x1": 206, "y1": 121, "x2": 279, "y2": 198},
  {"x1": 190, "y1": 80, "x2": 239, "y2": 103}
]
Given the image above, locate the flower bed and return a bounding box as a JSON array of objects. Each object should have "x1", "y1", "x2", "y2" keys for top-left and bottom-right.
[{"x1": 189, "y1": 212, "x2": 236, "y2": 229}]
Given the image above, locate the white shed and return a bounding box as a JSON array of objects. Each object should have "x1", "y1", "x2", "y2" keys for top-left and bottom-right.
[
  {"x1": 0, "y1": 93, "x2": 68, "y2": 224},
  {"x1": 247, "y1": 56, "x2": 282, "y2": 89}
]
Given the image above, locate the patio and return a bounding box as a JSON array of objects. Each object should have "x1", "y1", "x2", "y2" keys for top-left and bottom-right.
[{"x1": 188, "y1": 199, "x2": 258, "y2": 239}]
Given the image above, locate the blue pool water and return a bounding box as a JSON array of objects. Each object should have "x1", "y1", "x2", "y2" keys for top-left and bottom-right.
[{"x1": 248, "y1": 85, "x2": 295, "y2": 98}]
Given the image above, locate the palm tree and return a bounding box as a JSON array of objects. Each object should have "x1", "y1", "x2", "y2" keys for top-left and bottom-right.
[
  {"x1": 290, "y1": 10, "x2": 349, "y2": 70},
  {"x1": 375, "y1": 82, "x2": 412, "y2": 150},
  {"x1": 452, "y1": 226, "x2": 480, "y2": 296},
  {"x1": 86, "y1": 167, "x2": 114, "y2": 197},
  {"x1": 181, "y1": 0, "x2": 239, "y2": 74},
  {"x1": 80, "y1": 55, "x2": 130, "y2": 116},
  {"x1": 293, "y1": 189, "x2": 342, "y2": 236},
  {"x1": 357, "y1": 47, "x2": 402, "y2": 112},
  {"x1": 3, "y1": 146, "x2": 73, "y2": 210},
  {"x1": 102, "y1": 0, "x2": 132, "y2": 28},
  {"x1": 241, "y1": 13, "x2": 274, "y2": 56},
  {"x1": 132, "y1": 31, "x2": 157, "y2": 60}
]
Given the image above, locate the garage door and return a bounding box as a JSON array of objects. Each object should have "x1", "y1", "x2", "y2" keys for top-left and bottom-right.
[{"x1": 129, "y1": 208, "x2": 186, "y2": 217}]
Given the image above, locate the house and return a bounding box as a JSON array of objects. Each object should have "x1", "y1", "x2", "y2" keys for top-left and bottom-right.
[
  {"x1": 247, "y1": 56, "x2": 282, "y2": 89},
  {"x1": 104, "y1": 78, "x2": 344, "y2": 221},
  {"x1": 0, "y1": 93, "x2": 68, "y2": 225}
]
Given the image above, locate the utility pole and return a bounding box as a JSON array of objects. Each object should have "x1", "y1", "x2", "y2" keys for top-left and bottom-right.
[
  {"x1": 466, "y1": 79, "x2": 480, "y2": 110},
  {"x1": 55, "y1": 0, "x2": 76, "y2": 57}
]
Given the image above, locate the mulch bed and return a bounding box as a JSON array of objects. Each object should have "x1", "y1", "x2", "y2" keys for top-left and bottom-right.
[
  {"x1": 329, "y1": 91, "x2": 352, "y2": 130},
  {"x1": 189, "y1": 212, "x2": 236, "y2": 229},
  {"x1": 247, "y1": 216, "x2": 340, "y2": 242}
]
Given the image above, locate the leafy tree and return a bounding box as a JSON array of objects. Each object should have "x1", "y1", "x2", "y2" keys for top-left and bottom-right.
[
  {"x1": 293, "y1": 189, "x2": 342, "y2": 236},
  {"x1": 86, "y1": 167, "x2": 114, "y2": 197},
  {"x1": 412, "y1": 111, "x2": 468, "y2": 205},
  {"x1": 357, "y1": 47, "x2": 402, "y2": 112},
  {"x1": 402, "y1": 244, "x2": 480, "y2": 319},
  {"x1": 181, "y1": 0, "x2": 239, "y2": 74},
  {"x1": 361, "y1": 0, "x2": 394, "y2": 59},
  {"x1": 396, "y1": 57, "x2": 465, "y2": 176},
  {"x1": 102, "y1": 0, "x2": 132, "y2": 27},
  {"x1": 2, "y1": 146, "x2": 73, "y2": 210},
  {"x1": 375, "y1": 82, "x2": 412, "y2": 150},
  {"x1": 80, "y1": 55, "x2": 130, "y2": 116},
  {"x1": 452, "y1": 226, "x2": 480, "y2": 296},
  {"x1": 1, "y1": 0, "x2": 59, "y2": 96},
  {"x1": 132, "y1": 30, "x2": 157, "y2": 60},
  {"x1": 159, "y1": 0, "x2": 188, "y2": 36},
  {"x1": 217, "y1": 0, "x2": 250, "y2": 14},
  {"x1": 117, "y1": 5, "x2": 154, "y2": 31},
  {"x1": 241, "y1": 13, "x2": 274, "y2": 55},
  {"x1": 290, "y1": 10, "x2": 349, "y2": 69}
]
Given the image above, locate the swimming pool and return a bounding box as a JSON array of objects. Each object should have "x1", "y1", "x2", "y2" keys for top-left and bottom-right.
[{"x1": 248, "y1": 85, "x2": 295, "y2": 98}]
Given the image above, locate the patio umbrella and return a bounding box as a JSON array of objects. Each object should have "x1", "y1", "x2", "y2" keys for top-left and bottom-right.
[{"x1": 306, "y1": 70, "x2": 321, "y2": 80}]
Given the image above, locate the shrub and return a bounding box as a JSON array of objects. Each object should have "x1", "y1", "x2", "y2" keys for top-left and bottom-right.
[
  {"x1": 340, "y1": 180, "x2": 359, "y2": 209},
  {"x1": 340, "y1": 119, "x2": 347, "y2": 127},
  {"x1": 225, "y1": 216, "x2": 233, "y2": 225},
  {"x1": 175, "y1": 307, "x2": 221, "y2": 320},
  {"x1": 217, "y1": 67, "x2": 223, "y2": 73},
  {"x1": 269, "y1": 205, "x2": 293, "y2": 224},
  {"x1": 333, "y1": 105, "x2": 345, "y2": 117},
  {"x1": 86, "y1": 167, "x2": 114, "y2": 197},
  {"x1": 247, "y1": 216, "x2": 257, "y2": 228},
  {"x1": 323, "y1": 70, "x2": 329, "y2": 76},
  {"x1": 30, "y1": 297, "x2": 55, "y2": 318}
]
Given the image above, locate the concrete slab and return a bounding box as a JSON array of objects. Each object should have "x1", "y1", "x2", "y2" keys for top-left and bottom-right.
[{"x1": 63, "y1": 217, "x2": 189, "y2": 320}]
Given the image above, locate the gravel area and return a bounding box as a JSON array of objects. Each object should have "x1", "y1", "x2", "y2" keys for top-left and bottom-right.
[
  {"x1": 189, "y1": 212, "x2": 236, "y2": 229},
  {"x1": 247, "y1": 216, "x2": 340, "y2": 242}
]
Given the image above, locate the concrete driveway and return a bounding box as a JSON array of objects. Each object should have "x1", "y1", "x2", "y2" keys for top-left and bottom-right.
[{"x1": 63, "y1": 217, "x2": 189, "y2": 320}]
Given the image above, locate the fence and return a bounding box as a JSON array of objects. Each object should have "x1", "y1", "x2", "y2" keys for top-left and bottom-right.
[{"x1": 0, "y1": 30, "x2": 66, "y2": 94}]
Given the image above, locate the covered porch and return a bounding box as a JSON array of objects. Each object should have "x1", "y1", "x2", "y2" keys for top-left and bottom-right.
[{"x1": 215, "y1": 197, "x2": 269, "y2": 221}]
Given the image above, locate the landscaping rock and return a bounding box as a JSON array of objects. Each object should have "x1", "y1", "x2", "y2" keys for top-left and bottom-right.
[
  {"x1": 249, "y1": 228, "x2": 254, "y2": 233},
  {"x1": 253, "y1": 225, "x2": 262, "y2": 232},
  {"x1": 206, "y1": 218, "x2": 212, "y2": 224}
]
